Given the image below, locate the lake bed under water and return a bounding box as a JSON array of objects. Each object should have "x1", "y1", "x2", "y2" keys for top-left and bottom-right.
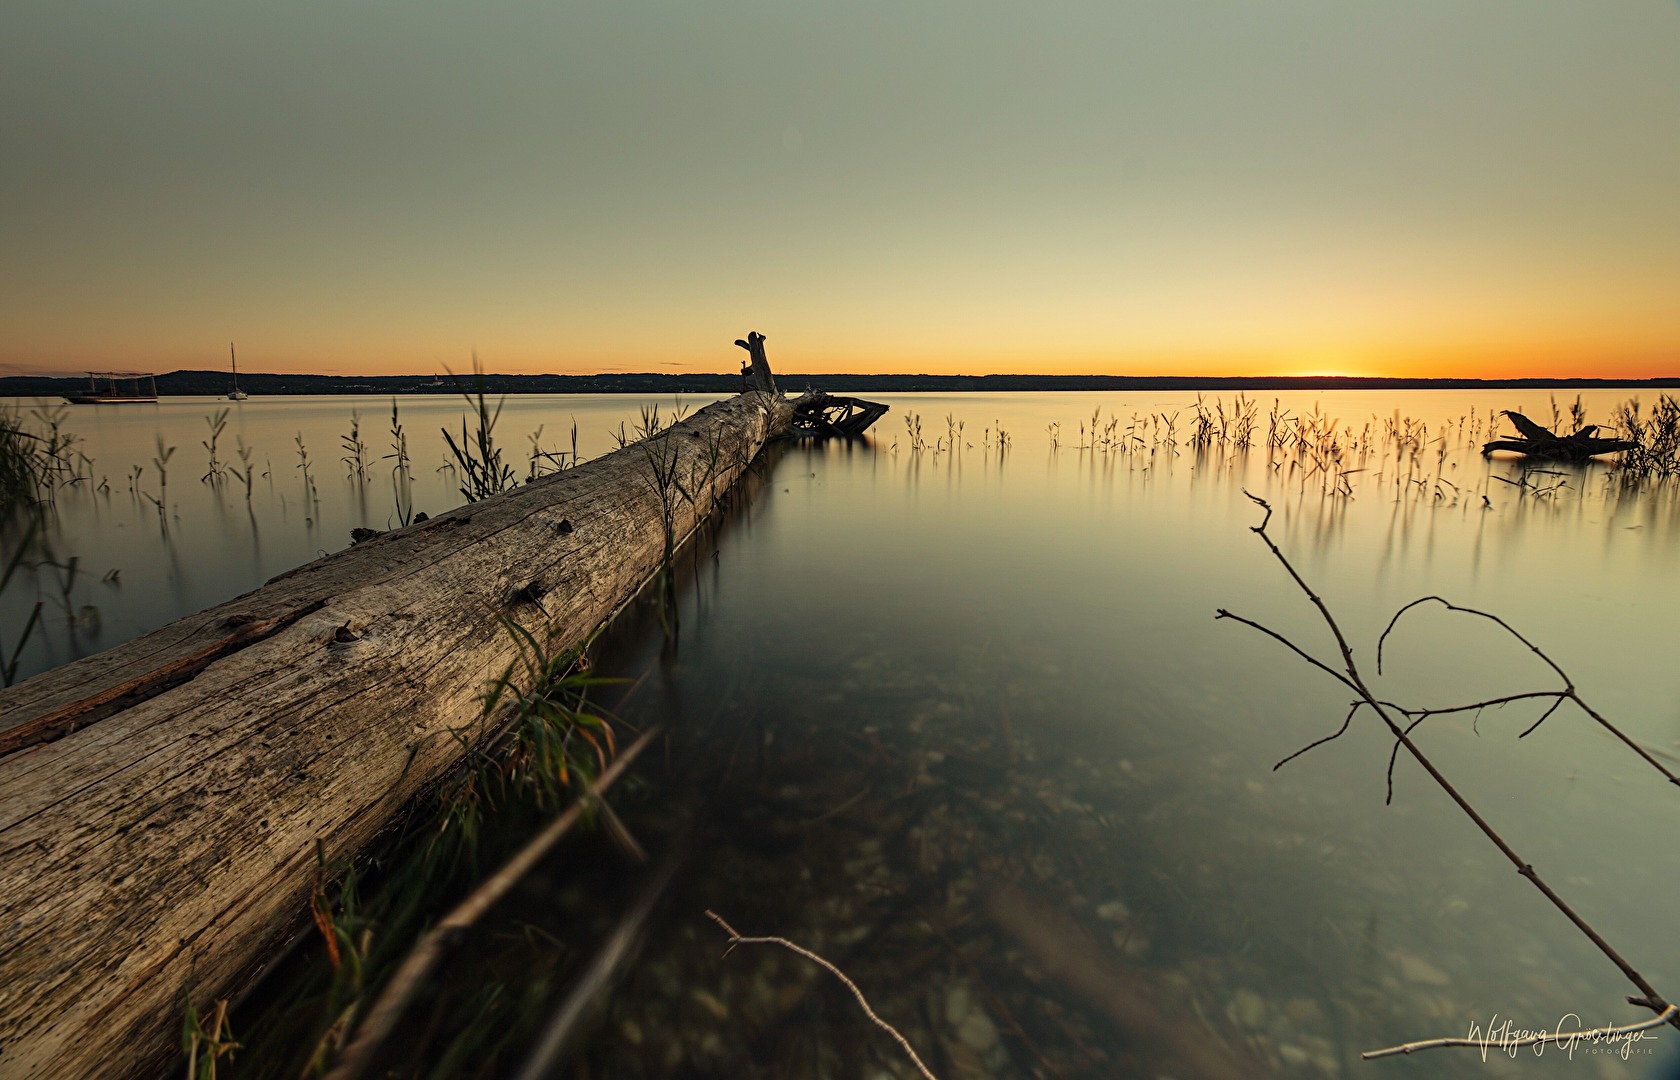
[{"x1": 6, "y1": 389, "x2": 1680, "y2": 1078}]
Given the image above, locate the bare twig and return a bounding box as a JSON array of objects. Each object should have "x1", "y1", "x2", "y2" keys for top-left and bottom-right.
[
  {"x1": 1216, "y1": 492, "x2": 1679, "y2": 1031},
  {"x1": 1273, "y1": 701, "x2": 1363, "y2": 771},
  {"x1": 705, "y1": 910, "x2": 941, "y2": 1080},
  {"x1": 1213, "y1": 609, "x2": 1359, "y2": 695},
  {"x1": 1377, "y1": 595, "x2": 1679, "y2": 786},
  {"x1": 1363, "y1": 1004, "x2": 1678, "y2": 1060}
]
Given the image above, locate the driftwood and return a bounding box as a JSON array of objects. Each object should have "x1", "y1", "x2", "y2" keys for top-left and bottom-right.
[
  {"x1": 1481, "y1": 411, "x2": 1636, "y2": 461},
  {"x1": 734, "y1": 331, "x2": 778, "y2": 396},
  {"x1": 706, "y1": 911, "x2": 941, "y2": 1080},
  {"x1": 735, "y1": 331, "x2": 888, "y2": 437},
  {"x1": 790, "y1": 390, "x2": 891, "y2": 438},
  {"x1": 0, "y1": 373, "x2": 793, "y2": 1078}
]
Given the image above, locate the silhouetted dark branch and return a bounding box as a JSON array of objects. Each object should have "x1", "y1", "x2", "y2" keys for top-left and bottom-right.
[
  {"x1": 1481, "y1": 410, "x2": 1636, "y2": 461},
  {"x1": 1218, "y1": 493, "x2": 1678, "y2": 1038},
  {"x1": 1212, "y1": 609, "x2": 1358, "y2": 695},
  {"x1": 1378, "y1": 595, "x2": 1679, "y2": 786},
  {"x1": 1273, "y1": 701, "x2": 1364, "y2": 771},
  {"x1": 1391, "y1": 692, "x2": 1563, "y2": 720}
]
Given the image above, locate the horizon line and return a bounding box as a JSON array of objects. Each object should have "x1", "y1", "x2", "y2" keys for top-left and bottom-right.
[{"x1": 7, "y1": 369, "x2": 1680, "y2": 387}]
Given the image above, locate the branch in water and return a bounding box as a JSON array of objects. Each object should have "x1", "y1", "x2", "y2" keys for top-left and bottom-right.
[
  {"x1": 705, "y1": 910, "x2": 940, "y2": 1080},
  {"x1": 1364, "y1": 1004, "x2": 1678, "y2": 1060},
  {"x1": 1218, "y1": 492, "x2": 1679, "y2": 1032}
]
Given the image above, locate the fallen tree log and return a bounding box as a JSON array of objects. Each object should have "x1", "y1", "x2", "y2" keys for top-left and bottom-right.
[
  {"x1": 0, "y1": 379, "x2": 793, "y2": 1079},
  {"x1": 1481, "y1": 410, "x2": 1637, "y2": 461}
]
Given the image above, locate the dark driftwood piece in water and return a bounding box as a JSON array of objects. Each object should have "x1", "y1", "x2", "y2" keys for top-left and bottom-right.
[
  {"x1": 734, "y1": 330, "x2": 888, "y2": 438},
  {"x1": 0, "y1": 381, "x2": 793, "y2": 1079},
  {"x1": 790, "y1": 390, "x2": 891, "y2": 438},
  {"x1": 1481, "y1": 411, "x2": 1636, "y2": 461}
]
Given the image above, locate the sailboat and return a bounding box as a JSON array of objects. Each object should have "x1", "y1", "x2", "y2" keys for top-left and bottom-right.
[
  {"x1": 227, "y1": 342, "x2": 249, "y2": 401},
  {"x1": 67, "y1": 372, "x2": 159, "y2": 404}
]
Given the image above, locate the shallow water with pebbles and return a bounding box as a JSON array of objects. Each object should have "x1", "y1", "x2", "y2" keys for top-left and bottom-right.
[
  {"x1": 499, "y1": 392, "x2": 1680, "y2": 1078},
  {"x1": 13, "y1": 390, "x2": 1680, "y2": 1077}
]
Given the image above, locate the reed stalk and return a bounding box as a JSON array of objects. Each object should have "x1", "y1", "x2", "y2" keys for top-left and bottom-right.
[
  {"x1": 384, "y1": 401, "x2": 413, "y2": 526},
  {"x1": 340, "y1": 411, "x2": 369, "y2": 483},
  {"x1": 442, "y1": 362, "x2": 516, "y2": 502},
  {"x1": 202, "y1": 409, "x2": 230, "y2": 484},
  {"x1": 0, "y1": 409, "x2": 51, "y2": 523},
  {"x1": 0, "y1": 515, "x2": 45, "y2": 687},
  {"x1": 294, "y1": 433, "x2": 318, "y2": 508}
]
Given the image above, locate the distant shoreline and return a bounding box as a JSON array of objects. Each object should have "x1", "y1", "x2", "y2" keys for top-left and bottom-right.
[{"x1": 5, "y1": 370, "x2": 1679, "y2": 398}]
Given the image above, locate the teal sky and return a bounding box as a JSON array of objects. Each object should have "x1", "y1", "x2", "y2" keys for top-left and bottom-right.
[{"x1": 3, "y1": 1, "x2": 1678, "y2": 377}]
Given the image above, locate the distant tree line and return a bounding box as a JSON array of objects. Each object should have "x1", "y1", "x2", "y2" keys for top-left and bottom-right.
[{"x1": 5, "y1": 369, "x2": 1679, "y2": 398}]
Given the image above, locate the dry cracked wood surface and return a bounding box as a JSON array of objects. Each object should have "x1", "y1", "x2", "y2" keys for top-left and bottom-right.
[{"x1": 0, "y1": 390, "x2": 790, "y2": 1080}]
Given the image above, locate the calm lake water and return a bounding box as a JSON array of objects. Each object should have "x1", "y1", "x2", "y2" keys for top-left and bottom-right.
[
  {"x1": 6, "y1": 389, "x2": 1680, "y2": 1078},
  {"x1": 1, "y1": 392, "x2": 731, "y2": 679}
]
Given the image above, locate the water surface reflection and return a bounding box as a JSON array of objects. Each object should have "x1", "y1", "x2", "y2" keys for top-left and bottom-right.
[
  {"x1": 11, "y1": 390, "x2": 1680, "y2": 1077},
  {"x1": 546, "y1": 394, "x2": 1680, "y2": 1078}
]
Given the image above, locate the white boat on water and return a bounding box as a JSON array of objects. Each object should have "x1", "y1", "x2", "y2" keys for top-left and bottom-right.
[{"x1": 228, "y1": 342, "x2": 249, "y2": 401}]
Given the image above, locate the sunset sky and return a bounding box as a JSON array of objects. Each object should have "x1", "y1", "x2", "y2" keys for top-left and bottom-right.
[{"x1": 3, "y1": 1, "x2": 1678, "y2": 379}]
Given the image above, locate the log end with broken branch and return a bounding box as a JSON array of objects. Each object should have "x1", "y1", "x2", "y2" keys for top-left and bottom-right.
[{"x1": 0, "y1": 336, "x2": 797, "y2": 1079}]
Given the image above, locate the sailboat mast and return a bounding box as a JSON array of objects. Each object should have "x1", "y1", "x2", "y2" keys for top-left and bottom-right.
[{"x1": 230, "y1": 342, "x2": 239, "y2": 390}]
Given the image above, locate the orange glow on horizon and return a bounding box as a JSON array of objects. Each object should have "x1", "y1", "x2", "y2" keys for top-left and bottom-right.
[
  {"x1": 2, "y1": 349, "x2": 1675, "y2": 382},
  {"x1": 5, "y1": 324, "x2": 1678, "y2": 383},
  {"x1": 5, "y1": 4, "x2": 1679, "y2": 390},
  {"x1": 7, "y1": 344, "x2": 1677, "y2": 382}
]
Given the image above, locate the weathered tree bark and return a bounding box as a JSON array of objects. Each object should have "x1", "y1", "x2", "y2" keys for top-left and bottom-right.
[
  {"x1": 1481, "y1": 410, "x2": 1637, "y2": 461},
  {"x1": 733, "y1": 331, "x2": 778, "y2": 396},
  {"x1": 0, "y1": 388, "x2": 793, "y2": 1080},
  {"x1": 730, "y1": 334, "x2": 890, "y2": 437}
]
